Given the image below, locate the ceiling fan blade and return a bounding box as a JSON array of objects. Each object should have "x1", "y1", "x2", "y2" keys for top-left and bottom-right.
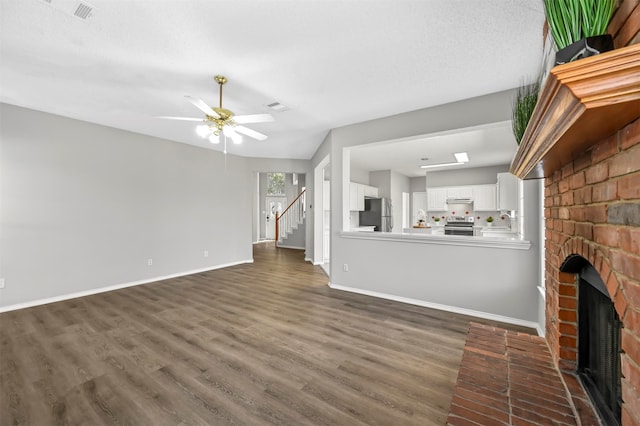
[
  {"x1": 156, "y1": 116, "x2": 203, "y2": 122},
  {"x1": 233, "y1": 113, "x2": 275, "y2": 124},
  {"x1": 185, "y1": 96, "x2": 218, "y2": 117},
  {"x1": 235, "y1": 125, "x2": 268, "y2": 141}
]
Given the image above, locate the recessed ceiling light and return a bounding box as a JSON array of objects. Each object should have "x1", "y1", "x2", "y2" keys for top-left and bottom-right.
[
  {"x1": 454, "y1": 152, "x2": 469, "y2": 163},
  {"x1": 420, "y1": 162, "x2": 465, "y2": 170}
]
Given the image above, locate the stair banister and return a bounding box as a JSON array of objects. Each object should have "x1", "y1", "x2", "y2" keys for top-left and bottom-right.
[{"x1": 275, "y1": 189, "x2": 306, "y2": 247}]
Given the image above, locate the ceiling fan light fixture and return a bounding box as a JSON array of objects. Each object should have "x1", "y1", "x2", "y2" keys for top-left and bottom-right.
[
  {"x1": 223, "y1": 126, "x2": 238, "y2": 137},
  {"x1": 196, "y1": 124, "x2": 210, "y2": 138},
  {"x1": 208, "y1": 133, "x2": 220, "y2": 144},
  {"x1": 231, "y1": 133, "x2": 243, "y2": 144}
]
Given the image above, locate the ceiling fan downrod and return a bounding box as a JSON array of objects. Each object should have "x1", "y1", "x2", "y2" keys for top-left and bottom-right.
[{"x1": 214, "y1": 75, "x2": 227, "y2": 109}]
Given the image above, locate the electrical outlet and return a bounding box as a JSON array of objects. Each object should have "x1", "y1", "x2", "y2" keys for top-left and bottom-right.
[
  {"x1": 204, "y1": 250, "x2": 209, "y2": 258},
  {"x1": 147, "y1": 258, "x2": 153, "y2": 266},
  {"x1": 343, "y1": 264, "x2": 349, "y2": 272},
  {"x1": 0, "y1": 278, "x2": 5, "y2": 289}
]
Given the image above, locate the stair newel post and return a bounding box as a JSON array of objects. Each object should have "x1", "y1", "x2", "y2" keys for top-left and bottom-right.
[{"x1": 275, "y1": 211, "x2": 279, "y2": 247}]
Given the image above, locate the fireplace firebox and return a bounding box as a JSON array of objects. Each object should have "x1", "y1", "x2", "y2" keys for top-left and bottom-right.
[{"x1": 578, "y1": 263, "x2": 622, "y2": 426}]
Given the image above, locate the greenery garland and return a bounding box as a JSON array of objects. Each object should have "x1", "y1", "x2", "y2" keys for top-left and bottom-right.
[{"x1": 512, "y1": 81, "x2": 540, "y2": 145}]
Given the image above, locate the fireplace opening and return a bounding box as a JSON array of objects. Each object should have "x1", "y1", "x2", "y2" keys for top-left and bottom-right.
[
  {"x1": 564, "y1": 260, "x2": 622, "y2": 426},
  {"x1": 578, "y1": 265, "x2": 622, "y2": 425},
  {"x1": 560, "y1": 255, "x2": 622, "y2": 426}
]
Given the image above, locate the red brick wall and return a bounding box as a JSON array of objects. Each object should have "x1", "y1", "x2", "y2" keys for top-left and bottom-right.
[{"x1": 544, "y1": 118, "x2": 640, "y2": 425}]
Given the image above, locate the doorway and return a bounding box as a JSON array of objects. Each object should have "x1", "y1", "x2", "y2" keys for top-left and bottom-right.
[
  {"x1": 313, "y1": 155, "x2": 330, "y2": 267},
  {"x1": 265, "y1": 196, "x2": 287, "y2": 240}
]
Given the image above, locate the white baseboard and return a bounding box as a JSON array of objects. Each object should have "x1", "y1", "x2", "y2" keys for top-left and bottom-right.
[
  {"x1": 277, "y1": 245, "x2": 305, "y2": 250},
  {"x1": 328, "y1": 282, "x2": 541, "y2": 334},
  {"x1": 0, "y1": 259, "x2": 254, "y2": 313}
]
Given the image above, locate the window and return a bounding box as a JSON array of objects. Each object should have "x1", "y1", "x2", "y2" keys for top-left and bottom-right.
[{"x1": 267, "y1": 172, "x2": 285, "y2": 195}]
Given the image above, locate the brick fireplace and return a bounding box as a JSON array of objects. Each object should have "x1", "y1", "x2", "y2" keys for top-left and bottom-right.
[
  {"x1": 507, "y1": 17, "x2": 640, "y2": 418},
  {"x1": 544, "y1": 118, "x2": 640, "y2": 424}
]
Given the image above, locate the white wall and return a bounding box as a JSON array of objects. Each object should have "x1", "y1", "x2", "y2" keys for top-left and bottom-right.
[
  {"x1": 350, "y1": 166, "x2": 370, "y2": 185},
  {"x1": 0, "y1": 104, "x2": 254, "y2": 309},
  {"x1": 323, "y1": 89, "x2": 542, "y2": 325}
]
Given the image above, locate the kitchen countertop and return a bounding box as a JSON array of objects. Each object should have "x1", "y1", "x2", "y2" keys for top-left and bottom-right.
[
  {"x1": 350, "y1": 226, "x2": 376, "y2": 232},
  {"x1": 340, "y1": 229, "x2": 530, "y2": 250}
]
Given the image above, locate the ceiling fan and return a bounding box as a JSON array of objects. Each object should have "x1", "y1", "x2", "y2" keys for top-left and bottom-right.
[{"x1": 159, "y1": 75, "x2": 274, "y2": 146}]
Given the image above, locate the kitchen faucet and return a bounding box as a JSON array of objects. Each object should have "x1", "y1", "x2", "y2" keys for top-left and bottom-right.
[{"x1": 501, "y1": 212, "x2": 513, "y2": 229}]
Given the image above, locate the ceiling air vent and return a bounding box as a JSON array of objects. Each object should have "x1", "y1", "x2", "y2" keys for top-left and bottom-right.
[
  {"x1": 267, "y1": 102, "x2": 289, "y2": 112},
  {"x1": 73, "y1": 1, "x2": 95, "y2": 20}
]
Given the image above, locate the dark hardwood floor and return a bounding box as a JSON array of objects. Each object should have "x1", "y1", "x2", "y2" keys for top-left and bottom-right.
[{"x1": 1, "y1": 243, "x2": 533, "y2": 425}]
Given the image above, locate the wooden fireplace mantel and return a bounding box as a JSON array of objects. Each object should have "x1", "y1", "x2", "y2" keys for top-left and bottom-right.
[{"x1": 510, "y1": 43, "x2": 640, "y2": 180}]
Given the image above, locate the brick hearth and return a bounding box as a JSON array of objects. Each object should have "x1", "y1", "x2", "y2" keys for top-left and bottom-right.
[{"x1": 446, "y1": 323, "x2": 598, "y2": 425}]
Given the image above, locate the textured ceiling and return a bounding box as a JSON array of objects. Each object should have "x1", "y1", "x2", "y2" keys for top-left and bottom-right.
[{"x1": 0, "y1": 0, "x2": 546, "y2": 163}]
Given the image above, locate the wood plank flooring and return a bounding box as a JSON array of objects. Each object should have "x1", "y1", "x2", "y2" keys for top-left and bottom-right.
[{"x1": 1, "y1": 243, "x2": 533, "y2": 425}]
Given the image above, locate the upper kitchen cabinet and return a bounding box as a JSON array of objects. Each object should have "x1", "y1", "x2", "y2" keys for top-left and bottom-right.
[
  {"x1": 363, "y1": 185, "x2": 379, "y2": 198},
  {"x1": 472, "y1": 184, "x2": 497, "y2": 211},
  {"x1": 446, "y1": 186, "x2": 473, "y2": 199},
  {"x1": 349, "y1": 182, "x2": 364, "y2": 211},
  {"x1": 427, "y1": 188, "x2": 447, "y2": 211},
  {"x1": 497, "y1": 172, "x2": 520, "y2": 211},
  {"x1": 349, "y1": 182, "x2": 378, "y2": 211}
]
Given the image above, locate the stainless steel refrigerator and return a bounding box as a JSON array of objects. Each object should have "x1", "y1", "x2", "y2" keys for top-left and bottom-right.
[{"x1": 359, "y1": 197, "x2": 392, "y2": 232}]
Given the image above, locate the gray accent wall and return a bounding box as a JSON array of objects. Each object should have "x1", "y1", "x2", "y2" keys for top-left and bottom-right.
[{"x1": 1, "y1": 103, "x2": 254, "y2": 308}]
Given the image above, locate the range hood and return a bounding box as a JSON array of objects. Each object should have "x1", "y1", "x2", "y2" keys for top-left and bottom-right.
[{"x1": 446, "y1": 198, "x2": 473, "y2": 204}]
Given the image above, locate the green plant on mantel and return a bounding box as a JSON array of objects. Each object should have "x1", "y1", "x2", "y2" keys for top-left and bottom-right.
[
  {"x1": 543, "y1": 0, "x2": 617, "y2": 49},
  {"x1": 512, "y1": 80, "x2": 540, "y2": 145}
]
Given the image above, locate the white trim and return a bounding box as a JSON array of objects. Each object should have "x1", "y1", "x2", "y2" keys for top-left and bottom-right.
[
  {"x1": 277, "y1": 245, "x2": 305, "y2": 250},
  {"x1": 538, "y1": 285, "x2": 546, "y2": 298},
  {"x1": 0, "y1": 259, "x2": 253, "y2": 313},
  {"x1": 320, "y1": 263, "x2": 330, "y2": 276},
  {"x1": 328, "y1": 282, "x2": 540, "y2": 334}
]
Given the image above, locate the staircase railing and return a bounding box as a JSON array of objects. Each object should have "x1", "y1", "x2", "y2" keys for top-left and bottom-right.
[{"x1": 275, "y1": 189, "x2": 306, "y2": 246}]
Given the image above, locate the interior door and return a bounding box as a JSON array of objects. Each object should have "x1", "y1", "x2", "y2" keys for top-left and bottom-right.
[{"x1": 265, "y1": 196, "x2": 287, "y2": 240}]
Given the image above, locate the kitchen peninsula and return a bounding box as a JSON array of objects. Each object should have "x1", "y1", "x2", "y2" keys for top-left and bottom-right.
[{"x1": 342, "y1": 227, "x2": 530, "y2": 250}]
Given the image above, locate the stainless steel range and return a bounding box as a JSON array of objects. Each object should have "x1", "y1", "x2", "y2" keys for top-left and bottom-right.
[{"x1": 444, "y1": 216, "x2": 475, "y2": 236}]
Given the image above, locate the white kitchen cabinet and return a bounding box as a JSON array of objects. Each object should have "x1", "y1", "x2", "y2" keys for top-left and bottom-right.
[
  {"x1": 447, "y1": 186, "x2": 473, "y2": 199},
  {"x1": 363, "y1": 185, "x2": 379, "y2": 198},
  {"x1": 412, "y1": 192, "x2": 428, "y2": 223},
  {"x1": 349, "y1": 182, "x2": 358, "y2": 211},
  {"x1": 427, "y1": 188, "x2": 447, "y2": 211},
  {"x1": 498, "y1": 173, "x2": 520, "y2": 211},
  {"x1": 357, "y1": 184, "x2": 365, "y2": 210},
  {"x1": 472, "y1": 184, "x2": 497, "y2": 211},
  {"x1": 349, "y1": 182, "x2": 370, "y2": 211}
]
